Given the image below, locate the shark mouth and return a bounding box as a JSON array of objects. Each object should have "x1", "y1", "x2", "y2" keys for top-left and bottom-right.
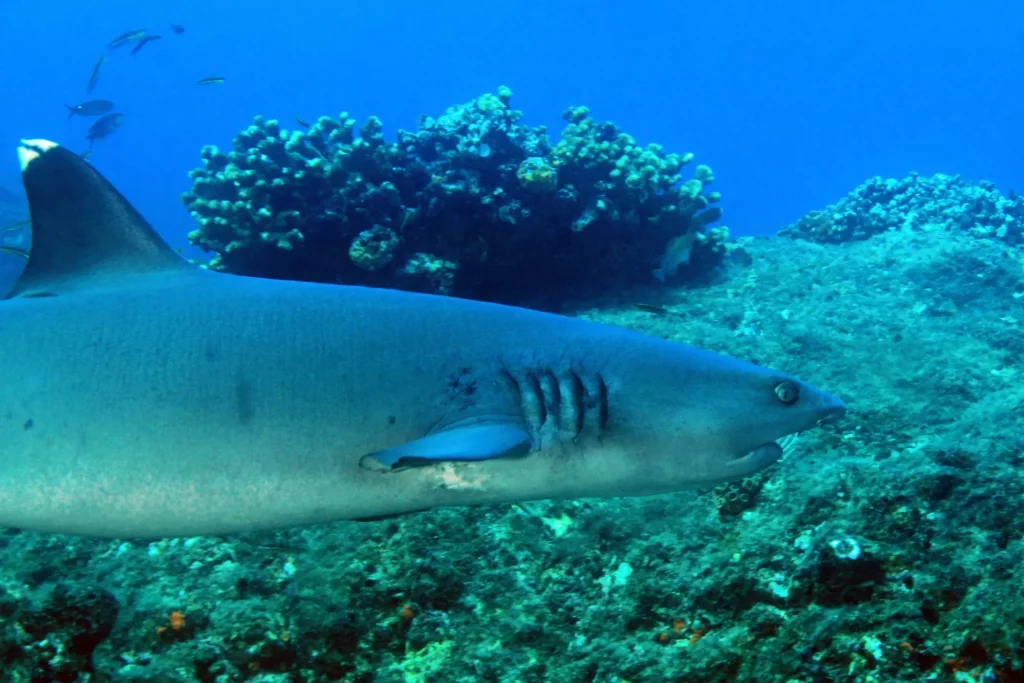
[{"x1": 729, "y1": 432, "x2": 802, "y2": 470}]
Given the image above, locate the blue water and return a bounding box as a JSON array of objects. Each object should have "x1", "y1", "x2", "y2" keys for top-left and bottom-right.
[{"x1": 1, "y1": 0, "x2": 1022, "y2": 248}]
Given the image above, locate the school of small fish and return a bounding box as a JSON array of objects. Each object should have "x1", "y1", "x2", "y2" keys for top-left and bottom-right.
[{"x1": 67, "y1": 23, "x2": 225, "y2": 159}]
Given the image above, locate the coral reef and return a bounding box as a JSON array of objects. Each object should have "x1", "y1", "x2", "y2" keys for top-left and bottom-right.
[
  {"x1": 183, "y1": 88, "x2": 729, "y2": 307},
  {"x1": 781, "y1": 172, "x2": 1024, "y2": 244},
  {"x1": 3, "y1": 186, "x2": 1024, "y2": 679}
]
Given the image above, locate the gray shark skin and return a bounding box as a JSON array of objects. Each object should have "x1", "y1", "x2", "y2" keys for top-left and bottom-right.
[{"x1": 0, "y1": 139, "x2": 845, "y2": 539}]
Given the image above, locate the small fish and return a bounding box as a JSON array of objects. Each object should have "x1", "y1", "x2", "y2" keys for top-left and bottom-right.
[
  {"x1": 0, "y1": 245, "x2": 30, "y2": 260},
  {"x1": 653, "y1": 232, "x2": 697, "y2": 283},
  {"x1": 130, "y1": 35, "x2": 162, "y2": 56},
  {"x1": 295, "y1": 115, "x2": 310, "y2": 129},
  {"x1": 2, "y1": 218, "x2": 31, "y2": 233},
  {"x1": 65, "y1": 99, "x2": 114, "y2": 119},
  {"x1": 81, "y1": 150, "x2": 93, "y2": 162},
  {"x1": 86, "y1": 112, "x2": 125, "y2": 150},
  {"x1": 1, "y1": 216, "x2": 30, "y2": 258},
  {"x1": 109, "y1": 30, "x2": 147, "y2": 50},
  {"x1": 86, "y1": 55, "x2": 106, "y2": 92},
  {"x1": 634, "y1": 303, "x2": 671, "y2": 316},
  {"x1": 170, "y1": 24, "x2": 185, "y2": 34},
  {"x1": 197, "y1": 76, "x2": 225, "y2": 85}
]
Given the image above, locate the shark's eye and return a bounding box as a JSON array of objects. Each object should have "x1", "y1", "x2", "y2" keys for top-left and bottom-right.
[{"x1": 774, "y1": 381, "x2": 800, "y2": 405}]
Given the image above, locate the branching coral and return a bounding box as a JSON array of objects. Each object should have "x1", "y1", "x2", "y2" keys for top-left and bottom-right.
[{"x1": 183, "y1": 88, "x2": 729, "y2": 306}]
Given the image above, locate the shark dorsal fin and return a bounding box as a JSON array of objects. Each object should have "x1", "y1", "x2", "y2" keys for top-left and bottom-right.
[{"x1": 9, "y1": 139, "x2": 192, "y2": 298}]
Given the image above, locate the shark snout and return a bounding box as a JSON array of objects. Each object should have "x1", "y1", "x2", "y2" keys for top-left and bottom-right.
[
  {"x1": 814, "y1": 391, "x2": 847, "y2": 425},
  {"x1": 725, "y1": 385, "x2": 846, "y2": 478}
]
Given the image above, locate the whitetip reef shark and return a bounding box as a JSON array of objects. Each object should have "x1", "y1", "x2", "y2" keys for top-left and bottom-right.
[{"x1": 0, "y1": 139, "x2": 845, "y2": 539}]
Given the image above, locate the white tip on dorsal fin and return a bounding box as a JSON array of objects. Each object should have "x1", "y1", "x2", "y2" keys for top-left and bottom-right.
[
  {"x1": 9, "y1": 139, "x2": 193, "y2": 299},
  {"x1": 17, "y1": 139, "x2": 58, "y2": 171}
]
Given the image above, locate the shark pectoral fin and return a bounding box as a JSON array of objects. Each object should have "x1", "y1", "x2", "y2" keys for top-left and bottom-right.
[
  {"x1": 361, "y1": 423, "x2": 532, "y2": 470},
  {"x1": 10, "y1": 139, "x2": 194, "y2": 299}
]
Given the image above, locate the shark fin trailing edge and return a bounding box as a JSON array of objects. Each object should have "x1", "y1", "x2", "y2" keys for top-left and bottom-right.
[{"x1": 10, "y1": 139, "x2": 193, "y2": 299}]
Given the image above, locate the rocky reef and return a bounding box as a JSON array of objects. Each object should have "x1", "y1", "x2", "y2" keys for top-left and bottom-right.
[
  {"x1": 781, "y1": 171, "x2": 1024, "y2": 245},
  {"x1": 183, "y1": 88, "x2": 730, "y2": 308}
]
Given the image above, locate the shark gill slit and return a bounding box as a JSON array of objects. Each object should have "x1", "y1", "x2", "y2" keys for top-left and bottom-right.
[
  {"x1": 567, "y1": 370, "x2": 586, "y2": 438},
  {"x1": 504, "y1": 367, "x2": 608, "y2": 444},
  {"x1": 597, "y1": 373, "x2": 609, "y2": 430},
  {"x1": 522, "y1": 372, "x2": 546, "y2": 430},
  {"x1": 538, "y1": 369, "x2": 560, "y2": 427}
]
